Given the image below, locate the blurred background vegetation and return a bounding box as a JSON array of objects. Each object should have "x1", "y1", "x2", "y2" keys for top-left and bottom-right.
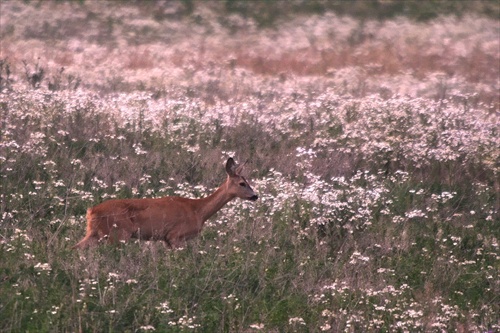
[
  {"x1": 43, "y1": 0, "x2": 499, "y2": 24},
  {"x1": 37, "y1": 0, "x2": 500, "y2": 24},
  {"x1": 221, "y1": 0, "x2": 500, "y2": 24}
]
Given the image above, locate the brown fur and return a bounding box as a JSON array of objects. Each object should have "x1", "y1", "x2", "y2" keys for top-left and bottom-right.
[{"x1": 73, "y1": 158, "x2": 258, "y2": 249}]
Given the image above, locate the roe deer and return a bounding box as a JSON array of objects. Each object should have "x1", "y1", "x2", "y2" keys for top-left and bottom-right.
[{"x1": 73, "y1": 158, "x2": 258, "y2": 249}]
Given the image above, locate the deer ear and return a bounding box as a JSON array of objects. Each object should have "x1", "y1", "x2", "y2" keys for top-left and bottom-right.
[{"x1": 225, "y1": 158, "x2": 237, "y2": 176}]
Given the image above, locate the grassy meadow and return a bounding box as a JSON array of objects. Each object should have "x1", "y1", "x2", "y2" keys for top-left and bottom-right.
[{"x1": 0, "y1": 1, "x2": 499, "y2": 332}]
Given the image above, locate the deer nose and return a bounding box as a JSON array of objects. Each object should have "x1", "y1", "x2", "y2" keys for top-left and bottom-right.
[{"x1": 249, "y1": 195, "x2": 258, "y2": 201}]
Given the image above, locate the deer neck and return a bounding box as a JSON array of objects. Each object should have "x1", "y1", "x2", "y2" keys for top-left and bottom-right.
[{"x1": 197, "y1": 180, "x2": 235, "y2": 223}]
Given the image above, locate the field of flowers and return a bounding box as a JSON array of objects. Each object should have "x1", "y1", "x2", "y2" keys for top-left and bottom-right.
[{"x1": 1, "y1": 1, "x2": 499, "y2": 332}]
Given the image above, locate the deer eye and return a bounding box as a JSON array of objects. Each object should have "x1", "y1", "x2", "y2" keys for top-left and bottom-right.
[{"x1": 239, "y1": 182, "x2": 246, "y2": 187}]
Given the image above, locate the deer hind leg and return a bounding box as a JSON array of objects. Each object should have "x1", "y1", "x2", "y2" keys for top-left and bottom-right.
[
  {"x1": 72, "y1": 232, "x2": 99, "y2": 249},
  {"x1": 105, "y1": 216, "x2": 138, "y2": 245},
  {"x1": 73, "y1": 208, "x2": 100, "y2": 249},
  {"x1": 107, "y1": 227, "x2": 133, "y2": 245}
]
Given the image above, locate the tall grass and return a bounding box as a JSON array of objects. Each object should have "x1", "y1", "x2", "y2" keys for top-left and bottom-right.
[
  {"x1": 1, "y1": 80, "x2": 498, "y2": 332},
  {"x1": 1, "y1": 1, "x2": 499, "y2": 332}
]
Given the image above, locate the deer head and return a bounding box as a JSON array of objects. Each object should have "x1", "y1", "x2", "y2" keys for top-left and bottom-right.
[{"x1": 225, "y1": 158, "x2": 258, "y2": 201}]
